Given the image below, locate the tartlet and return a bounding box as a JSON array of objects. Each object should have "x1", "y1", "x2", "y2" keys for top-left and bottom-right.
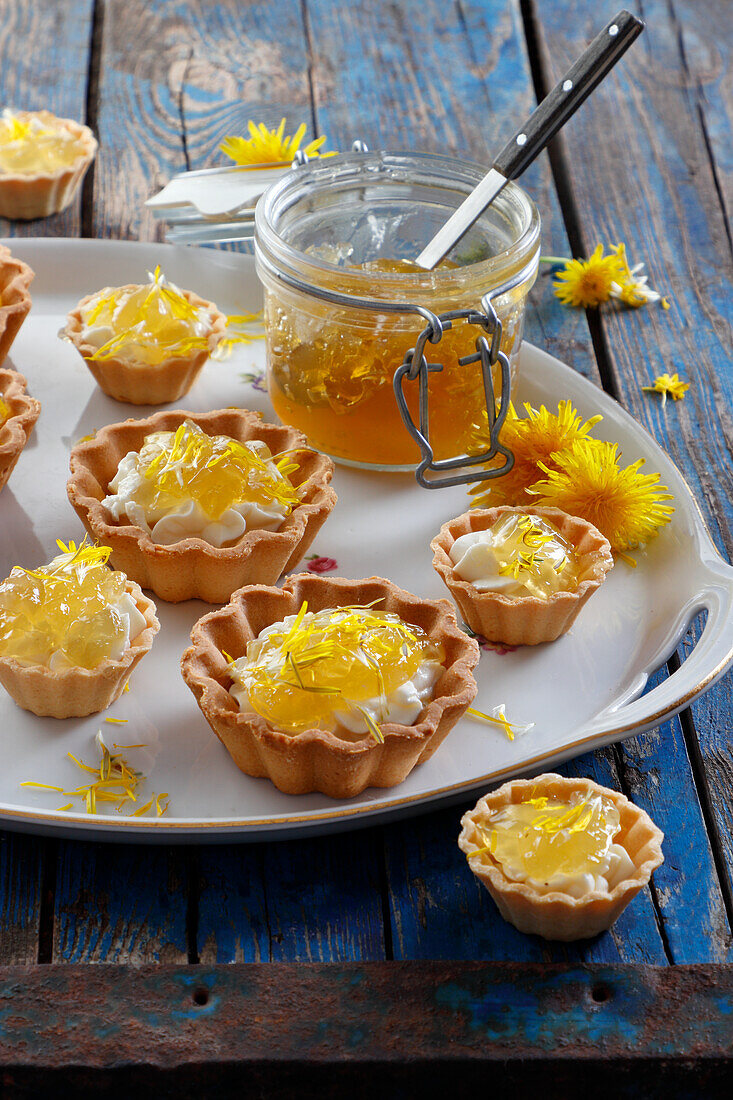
[
  {"x1": 180, "y1": 573, "x2": 480, "y2": 799},
  {"x1": 431, "y1": 505, "x2": 613, "y2": 645},
  {"x1": 61, "y1": 285, "x2": 227, "y2": 405},
  {"x1": 66, "y1": 408, "x2": 337, "y2": 603},
  {"x1": 0, "y1": 578, "x2": 159, "y2": 720},
  {"x1": 0, "y1": 368, "x2": 41, "y2": 493},
  {"x1": 458, "y1": 773, "x2": 664, "y2": 941},
  {"x1": 0, "y1": 109, "x2": 97, "y2": 220},
  {"x1": 0, "y1": 244, "x2": 34, "y2": 364}
]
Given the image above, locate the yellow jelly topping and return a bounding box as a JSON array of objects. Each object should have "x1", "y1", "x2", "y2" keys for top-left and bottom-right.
[
  {"x1": 81, "y1": 266, "x2": 216, "y2": 365},
  {"x1": 491, "y1": 513, "x2": 578, "y2": 598},
  {"x1": 230, "y1": 602, "x2": 444, "y2": 739},
  {"x1": 0, "y1": 394, "x2": 10, "y2": 426},
  {"x1": 0, "y1": 539, "x2": 131, "y2": 669},
  {"x1": 128, "y1": 419, "x2": 300, "y2": 520},
  {"x1": 0, "y1": 110, "x2": 86, "y2": 174},
  {"x1": 476, "y1": 792, "x2": 621, "y2": 883}
]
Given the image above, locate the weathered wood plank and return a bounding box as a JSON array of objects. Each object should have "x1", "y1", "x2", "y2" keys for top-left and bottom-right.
[
  {"x1": 530, "y1": 0, "x2": 733, "y2": 935},
  {"x1": 0, "y1": 834, "x2": 44, "y2": 965},
  {"x1": 0, "y1": 0, "x2": 95, "y2": 239},
  {"x1": 53, "y1": 843, "x2": 189, "y2": 963},
  {"x1": 0, "y1": 962, "x2": 732, "y2": 1096}
]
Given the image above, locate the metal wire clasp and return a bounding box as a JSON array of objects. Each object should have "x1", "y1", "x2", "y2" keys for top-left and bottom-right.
[{"x1": 392, "y1": 289, "x2": 514, "y2": 489}]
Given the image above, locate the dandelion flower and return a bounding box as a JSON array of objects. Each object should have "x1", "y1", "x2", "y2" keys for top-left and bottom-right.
[
  {"x1": 530, "y1": 438, "x2": 674, "y2": 552},
  {"x1": 220, "y1": 119, "x2": 332, "y2": 166},
  {"x1": 609, "y1": 242, "x2": 664, "y2": 307},
  {"x1": 470, "y1": 399, "x2": 603, "y2": 509},
  {"x1": 642, "y1": 372, "x2": 689, "y2": 406},
  {"x1": 552, "y1": 245, "x2": 624, "y2": 308}
]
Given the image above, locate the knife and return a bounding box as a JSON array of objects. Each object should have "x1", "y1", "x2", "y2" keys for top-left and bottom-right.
[{"x1": 414, "y1": 9, "x2": 644, "y2": 271}]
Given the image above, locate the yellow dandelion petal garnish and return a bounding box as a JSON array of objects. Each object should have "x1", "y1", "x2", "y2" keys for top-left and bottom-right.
[
  {"x1": 642, "y1": 372, "x2": 690, "y2": 406},
  {"x1": 552, "y1": 245, "x2": 624, "y2": 308},
  {"x1": 470, "y1": 400, "x2": 603, "y2": 509},
  {"x1": 467, "y1": 704, "x2": 534, "y2": 742},
  {"x1": 529, "y1": 438, "x2": 674, "y2": 552},
  {"x1": 220, "y1": 118, "x2": 333, "y2": 166}
]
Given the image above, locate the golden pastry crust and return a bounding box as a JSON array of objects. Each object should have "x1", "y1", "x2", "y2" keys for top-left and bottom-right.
[
  {"x1": 0, "y1": 244, "x2": 34, "y2": 364},
  {"x1": 431, "y1": 505, "x2": 613, "y2": 645},
  {"x1": 0, "y1": 580, "x2": 159, "y2": 718},
  {"x1": 0, "y1": 368, "x2": 41, "y2": 493},
  {"x1": 181, "y1": 573, "x2": 480, "y2": 799},
  {"x1": 66, "y1": 408, "x2": 337, "y2": 603},
  {"x1": 459, "y1": 773, "x2": 664, "y2": 941},
  {"x1": 0, "y1": 111, "x2": 97, "y2": 220},
  {"x1": 61, "y1": 286, "x2": 227, "y2": 405}
]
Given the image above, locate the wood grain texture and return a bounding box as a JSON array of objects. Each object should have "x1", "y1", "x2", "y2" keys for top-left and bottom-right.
[
  {"x1": 530, "y1": 0, "x2": 733, "y2": 930},
  {"x1": 0, "y1": 0, "x2": 95, "y2": 239},
  {"x1": 0, "y1": 833, "x2": 43, "y2": 964},
  {"x1": 53, "y1": 843, "x2": 189, "y2": 963}
]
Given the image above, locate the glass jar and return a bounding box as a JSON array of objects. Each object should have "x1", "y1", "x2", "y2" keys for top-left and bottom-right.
[{"x1": 255, "y1": 151, "x2": 540, "y2": 471}]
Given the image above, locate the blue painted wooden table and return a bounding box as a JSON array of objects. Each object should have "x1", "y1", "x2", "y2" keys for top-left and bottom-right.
[{"x1": 0, "y1": 0, "x2": 731, "y2": 1092}]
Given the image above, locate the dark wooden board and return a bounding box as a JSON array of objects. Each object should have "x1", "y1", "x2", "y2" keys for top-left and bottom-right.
[{"x1": 0, "y1": 962, "x2": 732, "y2": 1096}]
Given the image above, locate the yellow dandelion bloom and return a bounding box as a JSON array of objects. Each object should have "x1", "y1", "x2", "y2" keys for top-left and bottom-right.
[
  {"x1": 470, "y1": 399, "x2": 603, "y2": 509},
  {"x1": 552, "y1": 245, "x2": 624, "y2": 308},
  {"x1": 530, "y1": 438, "x2": 674, "y2": 552},
  {"x1": 220, "y1": 118, "x2": 332, "y2": 166},
  {"x1": 642, "y1": 372, "x2": 689, "y2": 406},
  {"x1": 609, "y1": 243, "x2": 665, "y2": 308}
]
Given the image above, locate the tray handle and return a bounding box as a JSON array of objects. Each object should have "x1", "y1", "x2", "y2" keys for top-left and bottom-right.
[{"x1": 595, "y1": 556, "x2": 733, "y2": 736}]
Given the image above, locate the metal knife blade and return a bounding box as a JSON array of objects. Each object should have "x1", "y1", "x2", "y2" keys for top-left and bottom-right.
[{"x1": 413, "y1": 167, "x2": 507, "y2": 270}]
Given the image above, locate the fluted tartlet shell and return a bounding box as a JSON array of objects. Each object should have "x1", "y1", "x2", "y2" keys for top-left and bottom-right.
[
  {"x1": 458, "y1": 773, "x2": 664, "y2": 941},
  {"x1": 181, "y1": 573, "x2": 480, "y2": 799},
  {"x1": 67, "y1": 408, "x2": 337, "y2": 603},
  {"x1": 431, "y1": 505, "x2": 613, "y2": 645},
  {"x1": 61, "y1": 286, "x2": 227, "y2": 404},
  {"x1": 0, "y1": 112, "x2": 97, "y2": 220},
  {"x1": 0, "y1": 368, "x2": 41, "y2": 493},
  {"x1": 0, "y1": 581, "x2": 159, "y2": 719},
  {"x1": 0, "y1": 245, "x2": 34, "y2": 364}
]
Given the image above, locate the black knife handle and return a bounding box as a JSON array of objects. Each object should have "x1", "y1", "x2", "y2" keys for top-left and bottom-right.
[{"x1": 493, "y1": 10, "x2": 644, "y2": 180}]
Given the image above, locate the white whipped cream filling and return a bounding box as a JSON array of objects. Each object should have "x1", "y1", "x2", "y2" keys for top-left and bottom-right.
[
  {"x1": 449, "y1": 529, "x2": 519, "y2": 593},
  {"x1": 498, "y1": 842, "x2": 636, "y2": 898},
  {"x1": 102, "y1": 447, "x2": 289, "y2": 548},
  {"x1": 229, "y1": 614, "x2": 443, "y2": 735}
]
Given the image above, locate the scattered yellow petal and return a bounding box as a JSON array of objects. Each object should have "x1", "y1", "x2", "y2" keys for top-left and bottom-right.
[
  {"x1": 467, "y1": 704, "x2": 534, "y2": 742},
  {"x1": 105, "y1": 717, "x2": 128, "y2": 724},
  {"x1": 642, "y1": 372, "x2": 689, "y2": 407},
  {"x1": 220, "y1": 119, "x2": 334, "y2": 166}
]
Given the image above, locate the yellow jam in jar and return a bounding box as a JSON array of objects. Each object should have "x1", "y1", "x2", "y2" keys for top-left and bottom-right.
[
  {"x1": 228, "y1": 603, "x2": 444, "y2": 739},
  {"x1": 78, "y1": 267, "x2": 218, "y2": 365},
  {"x1": 480, "y1": 792, "x2": 621, "y2": 884},
  {"x1": 0, "y1": 541, "x2": 132, "y2": 669},
  {"x1": 450, "y1": 512, "x2": 579, "y2": 599},
  {"x1": 0, "y1": 110, "x2": 86, "y2": 174},
  {"x1": 266, "y1": 256, "x2": 524, "y2": 468},
  {"x1": 119, "y1": 420, "x2": 299, "y2": 521}
]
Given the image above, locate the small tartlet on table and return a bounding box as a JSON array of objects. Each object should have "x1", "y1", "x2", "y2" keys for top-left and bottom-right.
[
  {"x1": 431, "y1": 505, "x2": 613, "y2": 645},
  {"x1": 66, "y1": 408, "x2": 337, "y2": 603},
  {"x1": 0, "y1": 367, "x2": 41, "y2": 494},
  {"x1": 458, "y1": 773, "x2": 664, "y2": 941},
  {"x1": 180, "y1": 573, "x2": 480, "y2": 799},
  {"x1": 0, "y1": 110, "x2": 97, "y2": 220}
]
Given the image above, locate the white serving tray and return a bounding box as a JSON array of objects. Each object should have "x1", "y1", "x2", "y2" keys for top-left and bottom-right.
[{"x1": 1, "y1": 238, "x2": 732, "y2": 841}]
